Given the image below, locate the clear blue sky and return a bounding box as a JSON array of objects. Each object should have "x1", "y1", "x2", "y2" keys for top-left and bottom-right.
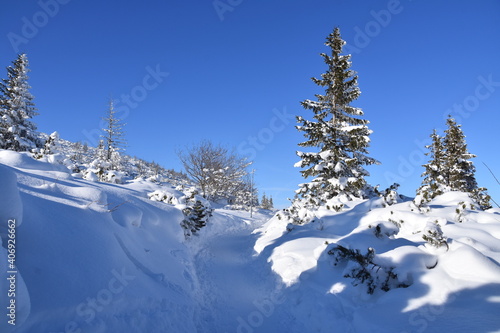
[{"x1": 1, "y1": 0, "x2": 500, "y2": 208}]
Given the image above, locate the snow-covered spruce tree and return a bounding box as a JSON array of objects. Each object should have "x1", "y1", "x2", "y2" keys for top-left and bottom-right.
[
  {"x1": 33, "y1": 131, "x2": 60, "y2": 159},
  {"x1": 101, "y1": 99, "x2": 126, "y2": 170},
  {"x1": 444, "y1": 117, "x2": 477, "y2": 191},
  {"x1": 261, "y1": 193, "x2": 275, "y2": 210},
  {"x1": 180, "y1": 199, "x2": 213, "y2": 238},
  {"x1": 85, "y1": 139, "x2": 111, "y2": 182},
  {"x1": 0, "y1": 53, "x2": 40, "y2": 151},
  {"x1": 416, "y1": 116, "x2": 490, "y2": 209},
  {"x1": 442, "y1": 116, "x2": 490, "y2": 209},
  {"x1": 294, "y1": 27, "x2": 379, "y2": 211},
  {"x1": 416, "y1": 129, "x2": 447, "y2": 204},
  {"x1": 41, "y1": 131, "x2": 58, "y2": 155}
]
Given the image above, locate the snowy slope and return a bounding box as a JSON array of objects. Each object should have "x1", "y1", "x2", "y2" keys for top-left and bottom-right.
[
  {"x1": 1, "y1": 150, "x2": 500, "y2": 333},
  {"x1": 255, "y1": 194, "x2": 500, "y2": 332},
  {"x1": 0, "y1": 150, "x2": 198, "y2": 333}
]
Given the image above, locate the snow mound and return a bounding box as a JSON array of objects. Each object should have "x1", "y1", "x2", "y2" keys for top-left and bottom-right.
[{"x1": 0, "y1": 149, "x2": 69, "y2": 174}]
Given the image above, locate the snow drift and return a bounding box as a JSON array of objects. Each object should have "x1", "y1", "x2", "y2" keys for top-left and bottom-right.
[{"x1": 0, "y1": 150, "x2": 197, "y2": 333}]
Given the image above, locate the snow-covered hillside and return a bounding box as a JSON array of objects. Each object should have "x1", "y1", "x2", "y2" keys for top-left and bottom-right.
[
  {"x1": 255, "y1": 194, "x2": 500, "y2": 332},
  {"x1": 0, "y1": 150, "x2": 198, "y2": 332},
  {"x1": 1, "y1": 150, "x2": 499, "y2": 333}
]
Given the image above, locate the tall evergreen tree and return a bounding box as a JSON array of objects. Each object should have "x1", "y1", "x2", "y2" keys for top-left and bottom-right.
[
  {"x1": 417, "y1": 116, "x2": 490, "y2": 209},
  {"x1": 294, "y1": 27, "x2": 379, "y2": 207},
  {"x1": 442, "y1": 116, "x2": 490, "y2": 209},
  {"x1": 417, "y1": 129, "x2": 447, "y2": 202},
  {"x1": 101, "y1": 99, "x2": 126, "y2": 169},
  {"x1": 0, "y1": 53, "x2": 40, "y2": 151},
  {"x1": 443, "y1": 117, "x2": 477, "y2": 192}
]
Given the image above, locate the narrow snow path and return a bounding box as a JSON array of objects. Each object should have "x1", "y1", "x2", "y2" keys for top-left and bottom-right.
[{"x1": 191, "y1": 209, "x2": 290, "y2": 332}]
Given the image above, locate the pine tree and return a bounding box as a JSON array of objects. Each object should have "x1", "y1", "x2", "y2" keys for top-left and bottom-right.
[
  {"x1": 96, "y1": 139, "x2": 107, "y2": 161},
  {"x1": 0, "y1": 53, "x2": 40, "y2": 151},
  {"x1": 261, "y1": 193, "x2": 270, "y2": 210},
  {"x1": 417, "y1": 116, "x2": 490, "y2": 209},
  {"x1": 180, "y1": 200, "x2": 213, "y2": 238},
  {"x1": 442, "y1": 116, "x2": 490, "y2": 209},
  {"x1": 295, "y1": 27, "x2": 379, "y2": 207},
  {"x1": 261, "y1": 194, "x2": 275, "y2": 210},
  {"x1": 443, "y1": 117, "x2": 477, "y2": 192},
  {"x1": 416, "y1": 129, "x2": 447, "y2": 202},
  {"x1": 101, "y1": 99, "x2": 126, "y2": 169},
  {"x1": 33, "y1": 131, "x2": 60, "y2": 159},
  {"x1": 87, "y1": 139, "x2": 111, "y2": 181}
]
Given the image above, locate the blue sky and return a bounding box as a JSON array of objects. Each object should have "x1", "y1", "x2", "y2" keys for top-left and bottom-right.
[{"x1": 1, "y1": 0, "x2": 500, "y2": 208}]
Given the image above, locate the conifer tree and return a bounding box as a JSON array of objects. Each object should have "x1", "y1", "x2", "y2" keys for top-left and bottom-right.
[
  {"x1": 96, "y1": 139, "x2": 107, "y2": 162},
  {"x1": 417, "y1": 129, "x2": 447, "y2": 202},
  {"x1": 442, "y1": 116, "x2": 490, "y2": 209},
  {"x1": 180, "y1": 200, "x2": 213, "y2": 238},
  {"x1": 417, "y1": 116, "x2": 490, "y2": 209},
  {"x1": 294, "y1": 27, "x2": 379, "y2": 207},
  {"x1": 86, "y1": 139, "x2": 111, "y2": 182},
  {"x1": 443, "y1": 117, "x2": 477, "y2": 192},
  {"x1": 260, "y1": 194, "x2": 274, "y2": 210},
  {"x1": 261, "y1": 193, "x2": 270, "y2": 210},
  {"x1": 0, "y1": 53, "x2": 40, "y2": 151},
  {"x1": 101, "y1": 99, "x2": 126, "y2": 169},
  {"x1": 240, "y1": 175, "x2": 258, "y2": 208},
  {"x1": 33, "y1": 131, "x2": 60, "y2": 159}
]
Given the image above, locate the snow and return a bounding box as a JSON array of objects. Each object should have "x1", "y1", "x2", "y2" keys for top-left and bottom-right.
[
  {"x1": 319, "y1": 150, "x2": 332, "y2": 160},
  {"x1": 0, "y1": 150, "x2": 194, "y2": 332},
  {"x1": 341, "y1": 124, "x2": 364, "y2": 132},
  {"x1": 269, "y1": 237, "x2": 328, "y2": 286},
  {"x1": 255, "y1": 193, "x2": 500, "y2": 332},
  {"x1": 1, "y1": 150, "x2": 499, "y2": 332},
  {"x1": 0, "y1": 164, "x2": 23, "y2": 229}
]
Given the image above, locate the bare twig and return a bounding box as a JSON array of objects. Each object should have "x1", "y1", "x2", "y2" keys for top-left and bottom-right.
[
  {"x1": 107, "y1": 200, "x2": 130, "y2": 212},
  {"x1": 483, "y1": 162, "x2": 500, "y2": 186},
  {"x1": 482, "y1": 162, "x2": 500, "y2": 208}
]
